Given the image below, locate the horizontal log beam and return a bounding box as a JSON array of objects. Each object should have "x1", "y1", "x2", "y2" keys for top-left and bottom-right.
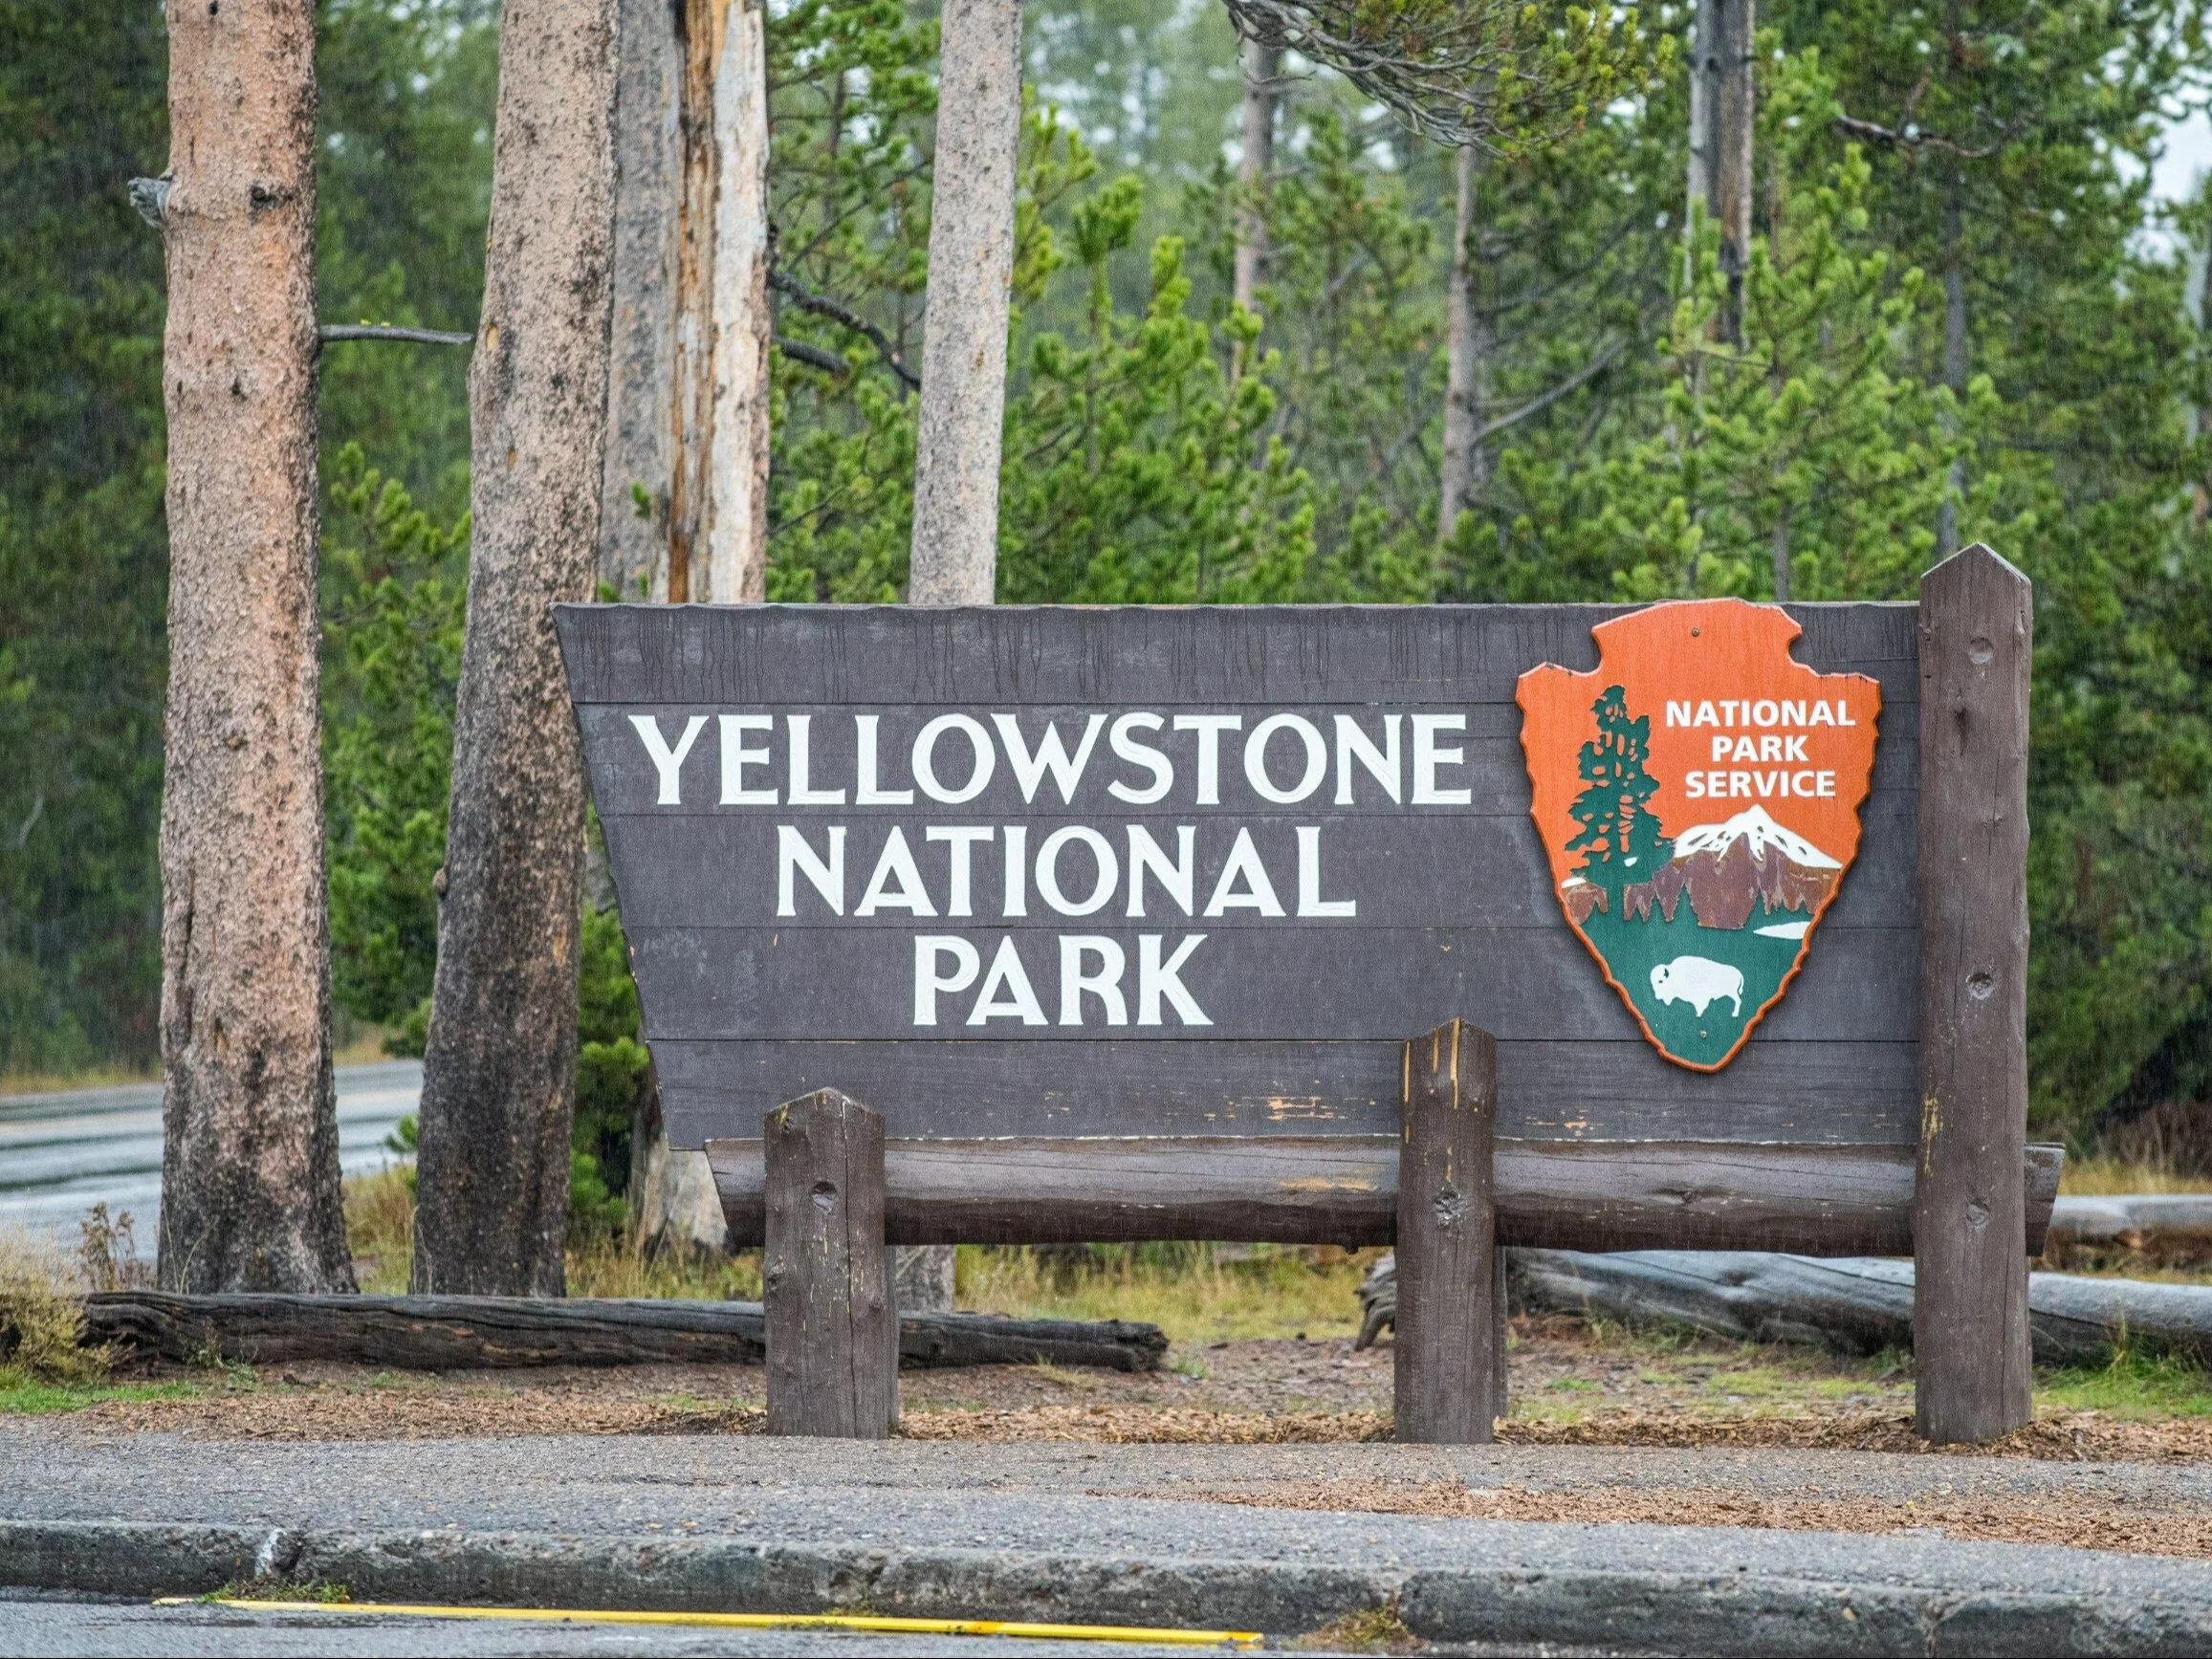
[
  {"x1": 705, "y1": 1138, "x2": 2063, "y2": 1256},
  {"x1": 79, "y1": 1294, "x2": 1166, "y2": 1373}
]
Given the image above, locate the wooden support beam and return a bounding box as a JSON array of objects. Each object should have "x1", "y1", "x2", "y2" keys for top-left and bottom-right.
[
  {"x1": 763, "y1": 1089, "x2": 897, "y2": 1437},
  {"x1": 1914, "y1": 544, "x2": 2033, "y2": 1444},
  {"x1": 707, "y1": 1136, "x2": 2065, "y2": 1256},
  {"x1": 1394, "y1": 1020, "x2": 1500, "y2": 1445}
]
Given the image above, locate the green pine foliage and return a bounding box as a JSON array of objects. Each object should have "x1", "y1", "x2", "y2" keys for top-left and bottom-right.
[
  {"x1": 12, "y1": 0, "x2": 2212, "y2": 1159},
  {"x1": 0, "y1": 0, "x2": 169, "y2": 1074},
  {"x1": 321, "y1": 446, "x2": 466, "y2": 1045}
]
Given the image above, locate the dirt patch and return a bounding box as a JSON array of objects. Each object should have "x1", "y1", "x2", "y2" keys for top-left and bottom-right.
[{"x1": 1129, "y1": 1475, "x2": 2212, "y2": 1560}]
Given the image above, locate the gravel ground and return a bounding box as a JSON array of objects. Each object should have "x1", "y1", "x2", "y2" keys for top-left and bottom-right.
[
  {"x1": 52, "y1": 1321, "x2": 2212, "y2": 1469},
  {"x1": 12, "y1": 1418, "x2": 2212, "y2": 1558}
]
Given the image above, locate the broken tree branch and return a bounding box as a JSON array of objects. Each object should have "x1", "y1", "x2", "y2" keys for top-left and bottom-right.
[
  {"x1": 1473, "y1": 337, "x2": 1627, "y2": 444},
  {"x1": 769, "y1": 269, "x2": 920, "y2": 393},
  {"x1": 318, "y1": 324, "x2": 474, "y2": 347}
]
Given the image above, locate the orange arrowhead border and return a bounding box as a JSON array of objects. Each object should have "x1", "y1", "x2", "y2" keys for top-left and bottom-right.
[{"x1": 1514, "y1": 599, "x2": 1883, "y2": 1072}]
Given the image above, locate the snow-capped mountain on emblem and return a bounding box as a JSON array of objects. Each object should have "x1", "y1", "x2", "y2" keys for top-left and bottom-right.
[
  {"x1": 1561, "y1": 806, "x2": 1843, "y2": 933},
  {"x1": 1517, "y1": 601, "x2": 1882, "y2": 1071}
]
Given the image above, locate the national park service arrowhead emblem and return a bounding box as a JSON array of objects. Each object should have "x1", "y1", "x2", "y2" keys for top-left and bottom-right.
[{"x1": 1516, "y1": 600, "x2": 1881, "y2": 1071}]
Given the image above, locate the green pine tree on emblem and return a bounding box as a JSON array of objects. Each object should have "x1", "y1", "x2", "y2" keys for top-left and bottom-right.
[{"x1": 1564, "y1": 686, "x2": 1672, "y2": 914}]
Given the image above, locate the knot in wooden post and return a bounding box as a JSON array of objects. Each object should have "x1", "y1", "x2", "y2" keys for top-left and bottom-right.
[
  {"x1": 763, "y1": 1088, "x2": 897, "y2": 1438},
  {"x1": 1913, "y1": 543, "x2": 2033, "y2": 1445},
  {"x1": 1395, "y1": 1019, "x2": 1500, "y2": 1444}
]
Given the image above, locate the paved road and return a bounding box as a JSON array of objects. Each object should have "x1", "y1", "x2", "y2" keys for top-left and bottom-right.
[
  {"x1": 0, "y1": 1062, "x2": 419, "y2": 1243},
  {"x1": 0, "y1": 1596, "x2": 1217, "y2": 1658}
]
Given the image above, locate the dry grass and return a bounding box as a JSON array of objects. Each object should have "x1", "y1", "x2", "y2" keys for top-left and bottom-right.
[
  {"x1": 346, "y1": 1168, "x2": 762, "y2": 1300},
  {"x1": 956, "y1": 1244, "x2": 1376, "y2": 1344},
  {"x1": 2058, "y1": 1154, "x2": 2212, "y2": 1196},
  {"x1": 1289, "y1": 1605, "x2": 1421, "y2": 1653},
  {"x1": 343, "y1": 1168, "x2": 416, "y2": 1294},
  {"x1": 0, "y1": 1229, "x2": 107, "y2": 1386},
  {"x1": 348, "y1": 1176, "x2": 1364, "y2": 1331}
]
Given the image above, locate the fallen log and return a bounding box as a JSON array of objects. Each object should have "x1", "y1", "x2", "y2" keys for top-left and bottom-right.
[
  {"x1": 1355, "y1": 1251, "x2": 2212, "y2": 1369},
  {"x1": 2047, "y1": 1194, "x2": 2212, "y2": 1254},
  {"x1": 1511, "y1": 1251, "x2": 2212, "y2": 1369},
  {"x1": 80, "y1": 1293, "x2": 1166, "y2": 1373}
]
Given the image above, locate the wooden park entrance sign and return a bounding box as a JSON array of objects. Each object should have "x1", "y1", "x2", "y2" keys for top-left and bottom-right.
[{"x1": 558, "y1": 545, "x2": 2055, "y2": 1445}]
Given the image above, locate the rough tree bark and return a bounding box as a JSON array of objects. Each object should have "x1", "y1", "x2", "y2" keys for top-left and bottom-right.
[
  {"x1": 1232, "y1": 37, "x2": 1281, "y2": 323},
  {"x1": 668, "y1": 0, "x2": 772, "y2": 603},
  {"x1": 1687, "y1": 0, "x2": 1754, "y2": 344},
  {"x1": 908, "y1": 0, "x2": 1022, "y2": 604},
  {"x1": 154, "y1": 0, "x2": 352, "y2": 1294},
  {"x1": 895, "y1": 0, "x2": 1023, "y2": 1301},
  {"x1": 1438, "y1": 142, "x2": 1492, "y2": 542},
  {"x1": 409, "y1": 0, "x2": 621, "y2": 1297}
]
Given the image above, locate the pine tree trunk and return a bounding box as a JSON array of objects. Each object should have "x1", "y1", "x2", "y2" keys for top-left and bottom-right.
[
  {"x1": 1439, "y1": 142, "x2": 1491, "y2": 543},
  {"x1": 668, "y1": 0, "x2": 774, "y2": 602},
  {"x1": 1232, "y1": 38, "x2": 1281, "y2": 321},
  {"x1": 897, "y1": 0, "x2": 1022, "y2": 1301},
  {"x1": 409, "y1": 0, "x2": 621, "y2": 1297},
  {"x1": 600, "y1": 0, "x2": 682, "y2": 600},
  {"x1": 1711, "y1": 0, "x2": 1754, "y2": 344},
  {"x1": 1686, "y1": 0, "x2": 1753, "y2": 341},
  {"x1": 908, "y1": 0, "x2": 1022, "y2": 604},
  {"x1": 1685, "y1": 0, "x2": 1715, "y2": 260},
  {"x1": 154, "y1": 0, "x2": 352, "y2": 1294}
]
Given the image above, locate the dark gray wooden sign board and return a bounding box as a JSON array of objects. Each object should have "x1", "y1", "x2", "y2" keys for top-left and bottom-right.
[
  {"x1": 560, "y1": 557, "x2": 2046, "y2": 1443},
  {"x1": 559, "y1": 602, "x2": 1918, "y2": 1153}
]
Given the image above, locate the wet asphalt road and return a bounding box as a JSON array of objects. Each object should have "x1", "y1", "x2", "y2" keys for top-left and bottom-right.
[{"x1": 0, "y1": 1061, "x2": 418, "y2": 1242}]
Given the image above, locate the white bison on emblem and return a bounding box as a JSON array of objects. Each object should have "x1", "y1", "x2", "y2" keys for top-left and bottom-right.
[{"x1": 1650, "y1": 955, "x2": 1744, "y2": 1018}]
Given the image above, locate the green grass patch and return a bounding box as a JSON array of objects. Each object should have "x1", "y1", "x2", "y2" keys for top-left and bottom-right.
[
  {"x1": 0, "y1": 1375, "x2": 197, "y2": 1415},
  {"x1": 211, "y1": 1578, "x2": 351, "y2": 1604},
  {"x1": 2037, "y1": 1349, "x2": 2212, "y2": 1418}
]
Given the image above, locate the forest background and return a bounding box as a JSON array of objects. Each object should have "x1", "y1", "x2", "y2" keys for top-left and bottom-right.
[{"x1": 8, "y1": 0, "x2": 2212, "y2": 1184}]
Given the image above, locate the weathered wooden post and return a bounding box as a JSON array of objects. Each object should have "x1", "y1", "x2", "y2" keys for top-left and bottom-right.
[
  {"x1": 1913, "y1": 543, "x2": 2033, "y2": 1443},
  {"x1": 1396, "y1": 1019, "x2": 1500, "y2": 1444},
  {"x1": 763, "y1": 1089, "x2": 898, "y2": 1437},
  {"x1": 1494, "y1": 1246, "x2": 1510, "y2": 1419}
]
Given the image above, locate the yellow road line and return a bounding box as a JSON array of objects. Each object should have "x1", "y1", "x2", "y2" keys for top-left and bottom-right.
[{"x1": 155, "y1": 1598, "x2": 1263, "y2": 1647}]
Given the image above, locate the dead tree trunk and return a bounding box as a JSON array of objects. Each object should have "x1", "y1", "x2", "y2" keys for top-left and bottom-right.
[
  {"x1": 1687, "y1": 0, "x2": 1754, "y2": 343},
  {"x1": 1438, "y1": 142, "x2": 1491, "y2": 542},
  {"x1": 600, "y1": 0, "x2": 682, "y2": 600},
  {"x1": 908, "y1": 0, "x2": 1022, "y2": 604},
  {"x1": 1232, "y1": 37, "x2": 1281, "y2": 324},
  {"x1": 409, "y1": 0, "x2": 621, "y2": 1297},
  {"x1": 154, "y1": 0, "x2": 352, "y2": 1294},
  {"x1": 668, "y1": 0, "x2": 773, "y2": 603}
]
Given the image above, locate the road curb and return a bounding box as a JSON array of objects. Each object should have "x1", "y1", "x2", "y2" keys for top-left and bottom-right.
[{"x1": 10, "y1": 1518, "x2": 2212, "y2": 1654}]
